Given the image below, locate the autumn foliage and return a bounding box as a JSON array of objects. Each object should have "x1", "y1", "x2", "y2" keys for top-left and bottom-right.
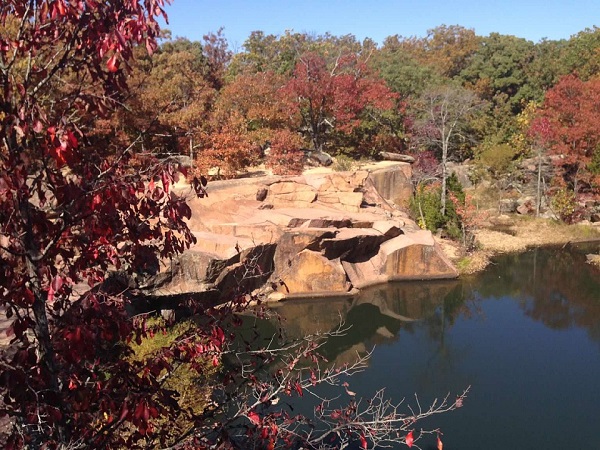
[
  {"x1": 283, "y1": 52, "x2": 398, "y2": 155},
  {"x1": 533, "y1": 74, "x2": 600, "y2": 193},
  {"x1": 5, "y1": 1, "x2": 600, "y2": 447},
  {"x1": 0, "y1": 1, "x2": 207, "y2": 447},
  {"x1": 266, "y1": 129, "x2": 305, "y2": 175}
]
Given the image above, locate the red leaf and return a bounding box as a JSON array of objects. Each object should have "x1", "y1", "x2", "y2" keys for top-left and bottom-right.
[
  {"x1": 119, "y1": 403, "x2": 129, "y2": 422},
  {"x1": 47, "y1": 285, "x2": 55, "y2": 303},
  {"x1": 260, "y1": 427, "x2": 269, "y2": 439},
  {"x1": 406, "y1": 431, "x2": 414, "y2": 448},
  {"x1": 57, "y1": 0, "x2": 66, "y2": 15},
  {"x1": 437, "y1": 435, "x2": 443, "y2": 450},
  {"x1": 145, "y1": 37, "x2": 156, "y2": 56},
  {"x1": 161, "y1": 171, "x2": 170, "y2": 193},
  {"x1": 66, "y1": 130, "x2": 78, "y2": 148},
  {"x1": 91, "y1": 193, "x2": 102, "y2": 209},
  {"x1": 134, "y1": 401, "x2": 145, "y2": 420},
  {"x1": 247, "y1": 410, "x2": 261, "y2": 425},
  {"x1": 51, "y1": 276, "x2": 63, "y2": 292},
  {"x1": 107, "y1": 54, "x2": 119, "y2": 73},
  {"x1": 360, "y1": 434, "x2": 367, "y2": 449}
]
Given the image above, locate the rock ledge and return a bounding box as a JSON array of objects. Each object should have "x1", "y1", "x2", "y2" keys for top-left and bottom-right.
[{"x1": 142, "y1": 163, "x2": 458, "y2": 302}]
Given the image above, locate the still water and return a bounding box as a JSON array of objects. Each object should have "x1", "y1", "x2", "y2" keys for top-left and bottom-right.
[{"x1": 268, "y1": 243, "x2": 600, "y2": 449}]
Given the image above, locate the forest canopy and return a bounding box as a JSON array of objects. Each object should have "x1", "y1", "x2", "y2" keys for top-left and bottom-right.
[{"x1": 112, "y1": 24, "x2": 600, "y2": 197}]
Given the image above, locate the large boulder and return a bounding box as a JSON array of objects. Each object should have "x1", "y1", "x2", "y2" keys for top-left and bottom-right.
[
  {"x1": 140, "y1": 163, "x2": 458, "y2": 305},
  {"x1": 279, "y1": 250, "x2": 351, "y2": 295},
  {"x1": 367, "y1": 164, "x2": 412, "y2": 208},
  {"x1": 144, "y1": 233, "x2": 276, "y2": 298},
  {"x1": 342, "y1": 230, "x2": 458, "y2": 289}
]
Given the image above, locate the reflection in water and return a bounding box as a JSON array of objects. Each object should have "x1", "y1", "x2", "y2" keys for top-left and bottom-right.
[
  {"x1": 265, "y1": 243, "x2": 600, "y2": 450},
  {"x1": 269, "y1": 280, "x2": 460, "y2": 366},
  {"x1": 472, "y1": 243, "x2": 600, "y2": 343}
]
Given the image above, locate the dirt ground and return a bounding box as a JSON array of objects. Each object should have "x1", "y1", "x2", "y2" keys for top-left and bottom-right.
[{"x1": 451, "y1": 215, "x2": 600, "y2": 274}]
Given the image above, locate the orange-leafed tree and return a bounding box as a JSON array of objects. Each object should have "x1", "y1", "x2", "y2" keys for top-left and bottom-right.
[
  {"x1": 213, "y1": 70, "x2": 297, "y2": 142},
  {"x1": 267, "y1": 129, "x2": 305, "y2": 175},
  {"x1": 387, "y1": 25, "x2": 480, "y2": 78},
  {"x1": 197, "y1": 70, "x2": 299, "y2": 176},
  {"x1": 195, "y1": 111, "x2": 258, "y2": 178}
]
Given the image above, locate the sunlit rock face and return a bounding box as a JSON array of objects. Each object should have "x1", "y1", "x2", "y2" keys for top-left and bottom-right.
[{"x1": 141, "y1": 163, "x2": 458, "y2": 301}]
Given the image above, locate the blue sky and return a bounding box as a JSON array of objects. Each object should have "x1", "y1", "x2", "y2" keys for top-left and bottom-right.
[{"x1": 161, "y1": 0, "x2": 600, "y2": 49}]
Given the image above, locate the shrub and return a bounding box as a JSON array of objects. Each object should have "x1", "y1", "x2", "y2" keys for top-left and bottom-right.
[
  {"x1": 410, "y1": 173, "x2": 464, "y2": 239},
  {"x1": 267, "y1": 129, "x2": 305, "y2": 175},
  {"x1": 551, "y1": 187, "x2": 577, "y2": 223},
  {"x1": 411, "y1": 182, "x2": 445, "y2": 231},
  {"x1": 475, "y1": 143, "x2": 517, "y2": 179},
  {"x1": 332, "y1": 154, "x2": 355, "y2": 172}
]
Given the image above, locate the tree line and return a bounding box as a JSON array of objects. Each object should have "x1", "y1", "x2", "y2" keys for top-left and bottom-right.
[{"x1": 116, "y1": 24, "x2": 600, "y2": 223}]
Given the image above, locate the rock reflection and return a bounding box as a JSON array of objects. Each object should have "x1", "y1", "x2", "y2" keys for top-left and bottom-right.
[
  {"x1": 261, "y1": 243, "x2": 600, "y2": 367},
  {"x1": 269, "y1": 280, "x2": 461, "y2": 365}
]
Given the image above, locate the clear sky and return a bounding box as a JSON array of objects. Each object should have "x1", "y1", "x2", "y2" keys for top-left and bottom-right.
[{"x1": 161, "y1": 0, "x2": 600, "y2": 50}]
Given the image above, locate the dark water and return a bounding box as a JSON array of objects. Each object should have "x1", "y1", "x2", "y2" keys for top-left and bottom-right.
[{"x1": 268, "y1": 243, "x2": 600, "y2": 450}]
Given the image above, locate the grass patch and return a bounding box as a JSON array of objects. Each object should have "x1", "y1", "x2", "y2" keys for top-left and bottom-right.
[
  {"x1": 456, "y1": 257, "x2": 472, "y2": 272},
  {"x1": 130, "y1": 316, "x2": 194, "y2": 360},
  {"x1": 129, "y1": 316, "x2": 219, "y2": 443},
  {"x1": 455, "y1": 250, "x2": 492, "y2": 275},
  {"x1": 332, "y1": 155, "x2": 354, "y2": 172}
]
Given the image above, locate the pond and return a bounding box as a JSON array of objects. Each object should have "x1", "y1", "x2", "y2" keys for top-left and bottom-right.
[{"x1": 267, "y1": 243, "x2": 600, "y2": 449}]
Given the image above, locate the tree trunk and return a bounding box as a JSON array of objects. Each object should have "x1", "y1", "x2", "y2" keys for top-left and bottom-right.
[
  {"x1": 21, "y1": 195, "x2": 66, "y2": 443},
  {"x1": 536, "y1": 146, "x2": 542, "y2": 216},
  {"x1": 27, "y1": 259, "x2": 67, "y2": 444},
  {"x1": 441, "y1": 138, "x2": 449, "y2": 217}
]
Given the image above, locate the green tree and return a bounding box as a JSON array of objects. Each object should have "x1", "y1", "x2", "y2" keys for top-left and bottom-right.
[
  {"x1": 228, "y1": 30, "x2": 373, "y2": 77},
  {"x1": 561, "y1": 27, "x2": 600, "y2": 80},
  {"x1": 459, "y1": 33, "x2": 537, "y2": 143},
  {"x1": 526, "y1": 38, "x2": 569, "y2": 95},
  {"x1": 373, "y1": 37, "x2": 443, "y2": 98}
]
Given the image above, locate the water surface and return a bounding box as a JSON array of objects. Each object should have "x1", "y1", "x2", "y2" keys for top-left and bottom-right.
[{"x1": 269, "y1": 243, "x2": 600, "y2": 449}]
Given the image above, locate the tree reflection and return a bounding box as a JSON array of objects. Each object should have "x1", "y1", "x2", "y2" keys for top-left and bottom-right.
[{"x1": 471, "y1": 243, "x2": 600, "y2": 343}]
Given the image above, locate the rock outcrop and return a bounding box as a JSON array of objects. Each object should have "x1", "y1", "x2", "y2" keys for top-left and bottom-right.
[{"x1": 140, "y1": 163, "x2": 458, "y2": 303}]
